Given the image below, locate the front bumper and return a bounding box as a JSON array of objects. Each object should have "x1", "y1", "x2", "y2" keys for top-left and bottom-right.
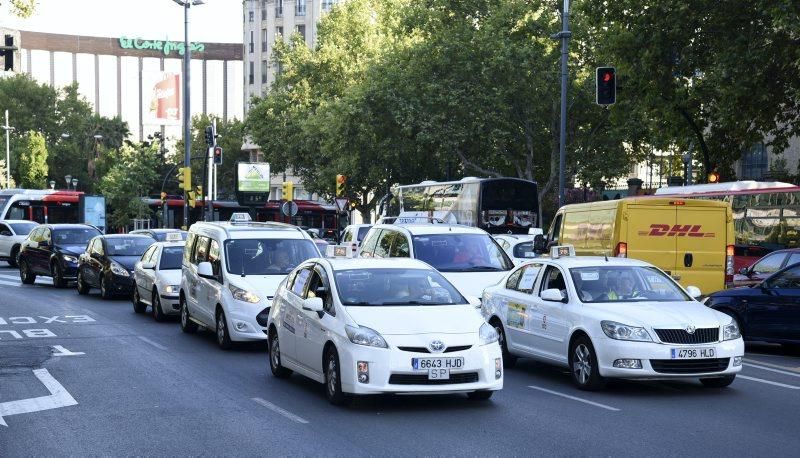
[
  {"x1": 108, "y1": 274, "x2": 136, "y2": 294},
  {"x1": 224, "y1": 302, "x2": 270, "y2": 342},
  {"x1": 595, "y1": 337, "x2": 744, "y2": 379},
  {"x1": 338, "y1": 337, "x2": 503, "y2": 395},
  {"x1": 159, "y1": 294, "x2": 181, "y2": 314}
]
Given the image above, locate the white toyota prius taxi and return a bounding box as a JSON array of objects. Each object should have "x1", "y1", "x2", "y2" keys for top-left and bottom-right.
[
  {"x1": 267, "y1": 256, "x2": 503, "y2": 405},
  {"x1": 482, "y1": 246, "x2": 745, "y2": 390}
]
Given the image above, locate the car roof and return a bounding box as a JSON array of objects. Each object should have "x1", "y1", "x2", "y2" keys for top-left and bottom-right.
[
  {"x1": 1, "y1": 219, "x2": 37, "y2": 224},
  {"x1": 372, "y1": 223, "x2": 488, "y2": 235},
  {"x1": 101, "y1": 234, "x2": 153, "y2": 239},
  {"x1": 320, "y1": 257, "x2": 434, "y2": 271},
  {"x1": 769, "y1": 248, "x2": 800, "y2": 254},
  {"x1": 132, "y1": 228, "x2": 183, "y2": 234},
  {"x1": 152, "y1": 241, "x2": 186, "y2": 248},
  {"x1": 46, "y1": 224, "x2": 98, "y2": 230},
  {"x1": 190, "y1": 221, "x2": 310, "y2": 240},
  {"x1": 533, "y1": 256, "x2": 655, "y2": 269}
]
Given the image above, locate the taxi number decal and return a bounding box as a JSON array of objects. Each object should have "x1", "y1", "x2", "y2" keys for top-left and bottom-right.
[{"x1": 507, "y1": 303, "x2": 526, "y2": 329}]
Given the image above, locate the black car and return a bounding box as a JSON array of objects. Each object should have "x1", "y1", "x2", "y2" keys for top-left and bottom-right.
[
  {"x1": 705, "y1": 262, "x2": 800, "y2": 348},
  {"x1": 17, "y1": 224, "x2": 102, "y2": 287},
  {"x1": 77, "y1": 234, "x2": 155, "y2": 299},
  {"x1": 129, "y1": 229, "x2": 187, "y2": 242}
]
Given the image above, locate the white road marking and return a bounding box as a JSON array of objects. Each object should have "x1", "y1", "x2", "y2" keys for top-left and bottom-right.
[
  {"x1": 52, "y1": 345, "x2": 85, "y2": 356},
  {"x1": 744, "y1": 358, "x2": 800, "y2": 373},
  {"x1": 0, "y1": 369, "x2": 78, "y2": 427},
  {"x1": 528, "y1": 385, "x2": 620, "y2": 412},
  {"x1": 252, "y1": 397, "x2": 309, "y2": 424},
  {"x1": 744, "y1": 363, "x2": 800, "y2": 378},
  {"x1": 0, "y1": 279, "x2": 20, "y2": 287},
  {"x1": 137, "y1": 336, "x2": 167, "y2": 351},
  {"x1": 738, "y1": 375, "x2": 800, "y2": 390}
]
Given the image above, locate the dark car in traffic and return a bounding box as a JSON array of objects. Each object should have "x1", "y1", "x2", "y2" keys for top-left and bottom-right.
[
  {"x1": 17, "y1": 224, "x2": 102, "y2": 287},
  {"x1": 731, "y1": 248, "x2": 800, "y2": 288},
  {"x1": 77, "y1": 234, "x2": 155, "y2": 299},
  {"x1": 129, "y1": 228, "x2": 187, "y2": 242},
  {"x1": 706, "y1": 262, "x2": 800, "y2": 349}
]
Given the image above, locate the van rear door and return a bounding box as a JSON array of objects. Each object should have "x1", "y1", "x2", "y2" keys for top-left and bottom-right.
[
  {"x1": 626, "y1": 204, "x2": 678, "y2": 278},
  {"x1": 673, "y1": 205, "x2": 727, "y2": 294}
]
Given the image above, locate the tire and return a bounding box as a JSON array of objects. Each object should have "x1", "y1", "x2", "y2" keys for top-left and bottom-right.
[
  {"x1": 269, "y1": 329, "x2": 293, "y2": 378},
  {"x1": 324, "y1": 348, "x2": 351, "y2": 406},
  {"x1": 467, "y1": 390, "x2": 494, "y2": 401},
  {"x1": 8, "y1": 246, "x2": 19, "y2": 268},
  {"x1": 76, "y1": 268, "x2": 90, "y2": 295},
  {"x1": 180, "y1": 295, "x2": 198, "y2": 334},
  {"x1": 492, "y1": 319, "x2": 517, "y2": 368},
  {"x1": 19, "y1": 259, "x2": 35, "y2": 285},
  {"x1": 152, "y1": 290, "x2": 166, "y2": 322},
  {"x1": 100, "y1": 276, "x2": 113, "y2": 300},
  {"x1": 132, "y1": 287, "x2": 147, "y2": 314},
  {"x1": 52, "y1": 262, "x2": 66, "y2": 288},
  {"x1": 569, "y1": 335, "x2": 607, "y2": 391},
  {"x1": 216, "y1": 309, "x2": 233, "y2": 350},
  {"x1": 700, "y1": 374, "x2": 736, "y2": 388}
]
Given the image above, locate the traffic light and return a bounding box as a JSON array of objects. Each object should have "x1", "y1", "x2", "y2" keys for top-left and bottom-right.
[
  {"x1": 176, "y1": 167, "x2": 191, "y2": 191},
  {"x1": 708, "y1": 171, "x2": 721, "y2": 183},
  {"x1": 1, "y1": 34, "x2": 16, "y2": 72},
  {"x1": 213, "y1": 146, "x2": 223, "y2": 165},
  {"x1": 195, "y1": 185, "x2": 203, "y2": 198},
  {"x1": 160, "y1": 191, "x2": 167, "y2": 206},
  {"x1": 187, "y1": 191, "x2": 197, "y2": 208},
  {"x1": 282, "y1": 181, "x2": 294, "y2": 202},
  {"x1": 336, "y1": 174, "x2": 346, "y2": 197},
  {"x1": 596, "y1": 67, "x2": 616, "y2": 106},
  {"x1": 204, "y1": 125, "x2": 216, "y2": 147}
]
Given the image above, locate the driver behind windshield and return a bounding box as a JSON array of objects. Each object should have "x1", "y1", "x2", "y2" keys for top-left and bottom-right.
[{"x1": 601, "y1": 274, "x2": 642, "y2": 300}]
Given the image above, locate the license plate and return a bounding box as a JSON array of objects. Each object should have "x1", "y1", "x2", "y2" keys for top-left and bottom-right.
[
  {"x1": 670, "y1": 347, "x2": 716, "y2": 359},
  {"x1": 428, "y1": 368, "x2": 449, "y2": 380},
  {"x1": 411, "y1": 357, "x2": 464, "y2": 370}
]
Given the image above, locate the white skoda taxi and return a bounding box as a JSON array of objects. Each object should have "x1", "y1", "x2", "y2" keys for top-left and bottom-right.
[
  {"x1": 482, "y1": 246, "x2": 744, "y2": 390},
  {"x1": 267, "y1": 256, "x2": 503, "y2": 405},
  {"x1": 132, "y1": 238, "x2": 186, "y2": 321}
]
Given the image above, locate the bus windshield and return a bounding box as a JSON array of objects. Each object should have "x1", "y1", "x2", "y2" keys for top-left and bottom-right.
[{"x1": 412, "y1": 233, "x2": 513, "y2": 272}]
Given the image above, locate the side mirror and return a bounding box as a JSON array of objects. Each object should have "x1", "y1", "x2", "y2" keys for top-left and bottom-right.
[
  {"x1": 197, "y1": 261, "x2": 215, "y2": 280},
  {"x1": 141, "y1": 261, "x2": 156, "y2": 270},
  {"x1": 465, "y1": 295, "x2": 482, "y2": 308},
  {"x1": 533, "y1": 234, "x2": 547, "y2": 254},
  {"x1": 685, "y1": 286, "x2": 702, "y2": 299},
  {"x1": 302, "y1": 296, "x2": 324, "y2": 313},
  {"x1": 541, "y1": 288, "x2": 566, "y2": 303},
  {"x1": 739, "y1": 267, "x2": 750, "y2": 276}
]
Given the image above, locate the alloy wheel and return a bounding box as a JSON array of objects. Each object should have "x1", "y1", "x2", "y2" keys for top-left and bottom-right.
[
  {"x1": 573, "y1": 344, "x2": 591, "y2": 385},
  {"x1": 271, "y1": 335, "x2": 281, "y2": 369},
  {"x1": 327, "y1": 354, "x2": 338, "y2": 397}
]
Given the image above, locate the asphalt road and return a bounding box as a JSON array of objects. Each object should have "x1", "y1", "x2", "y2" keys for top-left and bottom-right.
[{"x1": 1, "y1": 263, "x2": 799, "y2": 455}]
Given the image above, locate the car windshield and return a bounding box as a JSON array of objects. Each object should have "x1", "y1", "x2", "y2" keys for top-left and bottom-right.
[
  {"x1": 412, "y1": 233, "x2": 513, "y2": 272},
  {"x1": 512, "y1": 241, "x2": 536, "y2": 259},
  {"x1": 106, "y1": 238, "x2": 154, "y2": 256},
  {"x1": 10, "y1": 222, "x2": 37, "y2": 235},
  {"x1": 335, "y1": 268, "x2": 466, "y2": 306},
  {"x1": 569, "y1": 266, "x2": 690, "y2": 303},
  {"x1": 356, "y1": 226, "x2": 371, "y2": 242},
  {"x1": 159, "y1": 246, "x2": 184, "y2": 270},
  {"x1": 224, "y1": 239, "x2": 319, "y2": 275},
  {"x1": 53, "y1": 228, "x2": 101, "y2": 245}
]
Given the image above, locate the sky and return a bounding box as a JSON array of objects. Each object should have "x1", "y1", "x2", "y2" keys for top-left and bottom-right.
[{"x1": 0, "y1": 0, "x2": 243, "y2": 43}]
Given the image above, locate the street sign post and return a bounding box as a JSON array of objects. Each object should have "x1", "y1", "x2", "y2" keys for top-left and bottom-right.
[
  {"x1": 281, "y1": 201, "x2": 299, "y2": 217},
  {"x1": 335, "y1": 197, "x2": 349, "y2": 213}
]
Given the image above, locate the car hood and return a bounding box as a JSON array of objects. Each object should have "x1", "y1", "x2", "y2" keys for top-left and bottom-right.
[
  {"x1": 109, "y1": 256, "x2": 141, "y2": 271},
  {"x1": 584, "y1": 301, "x2": 728, "y2": 329},
  {"x1": 156, "y1": 269, "x2": 182, "y2": 285},
  {"x1": 57, "y1": 245, "x2": 88, "y2": 256},
  {"x1": 344, "y1": 305, "x2": 484, "y2": 335},
  {"x1": 229, "y1": 275, "x2": 285, "y2": 299},
  {"x1": 440, "y1": 271, "x2": 507, "y2": 298}
]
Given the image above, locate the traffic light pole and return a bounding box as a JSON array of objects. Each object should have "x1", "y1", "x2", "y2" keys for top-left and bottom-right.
[
  {"x1": 555, "y1": 0, "x2": 570, "y2": 208},
  {"x1": 181, "y1": 1, "x2": 192, "y2": 229}
]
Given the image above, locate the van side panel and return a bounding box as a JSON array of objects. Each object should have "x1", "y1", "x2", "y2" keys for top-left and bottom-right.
[
  {"x1": 585, "y1": 208, "x2": 616, "y2": 256},
  {"x1": 672, "y1": 206, "x2": 728, "y2": 293},
  {"x1": 561, "y1": 211, "x2": 590, "y2": 250},
  {"x1": 625, "y1": 205, "x2": 678, "y2": 277}
]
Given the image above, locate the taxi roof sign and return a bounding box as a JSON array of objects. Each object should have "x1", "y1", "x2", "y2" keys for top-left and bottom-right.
[
  {"x1": 165, "y1": 232, "x2": 184, "y2": 242},
  {"x1": 325, "y1": 244, "x2": 356, "y2": 258},
  {"x1": 230, "y1": 212, "x2": 252, "y2": 223},
  {"x1": 550, "y1": 245, "x2": 576, "y2": 259}
]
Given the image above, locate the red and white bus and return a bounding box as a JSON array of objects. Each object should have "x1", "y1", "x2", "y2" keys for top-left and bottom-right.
[
  {"x1": 0, "y1": 189, "x2": 83, "y2": 224},
  {"x1": 655, "y1": 181, "x2": 800, "y2": 270}
]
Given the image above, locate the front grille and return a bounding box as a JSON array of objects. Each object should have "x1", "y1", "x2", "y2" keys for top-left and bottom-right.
[
  {"x1": 650, "y1": 358, "x2": 730, "y2": 374},
  {"x1": 397, "y1": 345, "x2": 472, "y2": 353},
  {"x1": 388, "y1": 372, "x2": 479, "y2": 385},
  {"x1": 655, "y1": 328, "x2": 719, "y2": 344}
]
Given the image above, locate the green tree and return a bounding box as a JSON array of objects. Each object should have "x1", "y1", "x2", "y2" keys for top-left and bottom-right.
[
  {"x1": 4, "y1": 0, "x2": 35, "y2": 17},
  {"x1": 98, "y1": 142, "x2": 160, "y2": 229},
  {"x1": 18, "y1": 131, "x2": 48, "y2": 189},
  {"x1": 0, "y1": 159, "x2": 16, "y2": 189}
]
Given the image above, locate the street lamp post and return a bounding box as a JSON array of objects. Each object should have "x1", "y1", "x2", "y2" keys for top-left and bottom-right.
[
  {"x1": 173, "y1": 0, "x2": 205, "y2": 230},
  {"x1": 65, "y1": 174, "x2": 72, "y2": 190},
  {"x1": 2, "y1": 110, "x2": 15, "y2": 189},
  {"x1": 552, "y1": 0, "x2": 571, "y2": 208}
]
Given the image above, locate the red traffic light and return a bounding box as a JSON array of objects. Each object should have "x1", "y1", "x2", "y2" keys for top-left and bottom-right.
[
  {"x1": 213, "y1": 146, "x2": 223, "y2": 165},
  {"x1": 602, "y1": 72, "x2": 612, "y2": 82}
]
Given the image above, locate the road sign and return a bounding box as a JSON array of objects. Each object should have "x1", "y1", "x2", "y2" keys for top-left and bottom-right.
[
  {"x1": 335, "y1": 198, "x2": 349, "y2": 213},
  {"x1": 281, "y1": 201, "x2": 299, "y2": 217}
]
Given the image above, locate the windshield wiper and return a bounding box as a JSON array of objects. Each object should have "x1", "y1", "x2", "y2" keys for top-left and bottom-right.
[
  {"x1": 461, "y1": 266, "x2": 504, "y2": 271},
  {"x1": 344, "y1": 301, "x2": 377, "y2": 306},
  {"x1": 380, "y1": 301, "x2": 447, "y2": 306}
]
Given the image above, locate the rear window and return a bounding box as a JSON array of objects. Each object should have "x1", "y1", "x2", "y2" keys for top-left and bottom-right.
[
  {"x1": 513, "y1": 242, "x2": 536, "y2": 259},
  {"x1": 411, "y1": 233, "x2": 513, "y2": 272},
  {"x1": 53, "y1": 228, "x2": 101, "y2": 245},
  {"x1": 356, "y1": 226, "x2": 371, "y2": 242},
  {"x1": 106, "y1": 238, "x2": 155, "y2": 256},
  {"x1": 10, "y1": 222, "x2": 37, "y2": 235}
]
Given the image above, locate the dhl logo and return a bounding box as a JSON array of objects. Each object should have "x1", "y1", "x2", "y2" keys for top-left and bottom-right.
[{"x1": 638, "y1": 224, "x2": 716, "y2": 237}]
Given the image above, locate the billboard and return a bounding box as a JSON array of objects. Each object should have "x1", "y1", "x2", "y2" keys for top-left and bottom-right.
[
  {"x1": 235, "y1": 162, "x2": 270, "y2": 206},
  {"x1": 79, "y1": 195, "x2": 107, "y2": 233},
  {"x1": 143, "y1": 71, "x2": 181, "y2": 126}
]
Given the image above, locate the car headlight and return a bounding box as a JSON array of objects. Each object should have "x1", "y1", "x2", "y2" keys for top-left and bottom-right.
[
  {"x1": 723, "y1": 319, "x2": 741, "y2": 341},
  {"x1": 62, "y1": 254, "x2": 78, "y2": 263},
  {"x1": 229, "y1": 284, "x2": 260, "y2": 303},
  {"x1": 601, "y1": 321, "x2": 652, "y2": 342},
  {"x1": 345, "y1": 325, "x2": 388, "y2": 348},
  {"x1": 163, "y1": 285, "x2": 180, "y2": 294},
  {"x1": 479, "y1": 322, "x2": 499, "y2": 345},
  {"x1": 110, "y1": 261, "x2": 129, "y2": 277}
]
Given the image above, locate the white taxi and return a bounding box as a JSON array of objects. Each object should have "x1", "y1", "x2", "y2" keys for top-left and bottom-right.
[
  {"x1": 267, "y1": 256, "x2": 503, "y2": 405},
  {"x1": 132, "y1": 238, "x2": 185, "y2": 321},
  {"x1": 482, "y1": 246, "x2": 744, "y2": 390}
]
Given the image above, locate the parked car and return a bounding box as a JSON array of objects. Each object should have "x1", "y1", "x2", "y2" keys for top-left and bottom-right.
[
  {"x1": 730, "y1": 248, "x2": 800, "y2": 288},
  {"x1": 130, "y1": 228, "x2": 188, "y2": 242},
  {"x1": 132, "y1": 241, "x2": 186, "y2": 320},
  {"x1": 493, "y1": 234, "x2": 537, "y2": 265},
  {"x1": 0, "y1": 220, "x2": 38, "y2": 267},
  {"x1": 76, "y1": 234, "x2": 155, "y2": 299},
  {"x1": 705, "y1": 261, "x2": 800, "y2": 349},
  {"x1": 17, "y1": 224, "x2": 102, "y2": 287}
]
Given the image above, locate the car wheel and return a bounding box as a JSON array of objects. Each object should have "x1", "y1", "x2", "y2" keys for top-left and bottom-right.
[
  {"x1": 269, "y1": 330, "x2": 292, "y2": 378},
  {"x1": 491, "y1": 319, "x2": 517, "y2": 368},
  {"x1": 100, "y1": 276, "x2": 113, "y2": 300},
  {"x1": 76, "y1": 268, "x2": 90, "y2": 295},
  {"x1": 467, "y1": 390, "x2": 494, "y2": 401},
  {"x1": 569, "y1": 336, "x2": 607, "y2": 391},
  {"x1": 180, "y1": 296, "x2": 198, "y2": 334},
  {"x1": 51, "y1": 262, "x2": 66, "y2": 288},
  {"x1": 8, "y1": 246, "x2": 19, "y2": 268},
  {"x1": 700, "y1": 374, "x2": 736, "y2": 388},
  {"x1": 216, "y1": 309, "x2": 233, "y2": 350},
  {"x1": 324, "y1": 347, "x2": 351, "y2": 406},
  {"x1": 19, "y1": 259, "x2": 35, "y2": 285},
  {"x1": 132, "y1": 288, "x2": 147, "y2": 314},
  {"x1": 152, "y1": 290, "x2": 166, "y2": 322}
]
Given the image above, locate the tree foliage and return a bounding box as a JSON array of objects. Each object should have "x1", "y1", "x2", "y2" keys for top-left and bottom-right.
[
  {"x1": 18, "y1": 130, "x2": 48, "y2": 189},
  {"x1": 98, "y1": 142, "x2": 160, "y2": 229}
]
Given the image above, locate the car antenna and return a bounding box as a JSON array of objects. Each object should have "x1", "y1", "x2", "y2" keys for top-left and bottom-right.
[{"x1": 604, "y1": 254, "x2": 609, "y2": 262}]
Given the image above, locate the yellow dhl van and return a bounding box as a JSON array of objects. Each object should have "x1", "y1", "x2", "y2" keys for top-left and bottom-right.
[{"x1": 543, "y1": 197, "x2": 734, "y2": 294}]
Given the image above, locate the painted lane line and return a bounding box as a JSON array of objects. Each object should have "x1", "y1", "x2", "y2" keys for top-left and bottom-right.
[
  {"x1": 744, "y1": 358, "x2": 800, "y2": 373},
  {"x1": 137, "y1": 335, "x2": 168, "y2": 351},
  {"x1": 0, "y1": 368, "x2": 78, "y2": 427},
  {"x1": 527, "y1": 385, "x2": 620, "y2": 412},
  {"x1": 252, "y1": 397, "x2": 309, "y2": 424},
  {"x1": 744, "y1": 362, "x2": 800, "y2": 378},
  {"x1": 738, "y1": 375, "x2": 800, "y2": 390},
  {"x1": 0, "y1": 279, "x2": 20, "y2": 287},
  {"x1": 52, "y1": 345, "x2": 85, "y2": 356}
]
